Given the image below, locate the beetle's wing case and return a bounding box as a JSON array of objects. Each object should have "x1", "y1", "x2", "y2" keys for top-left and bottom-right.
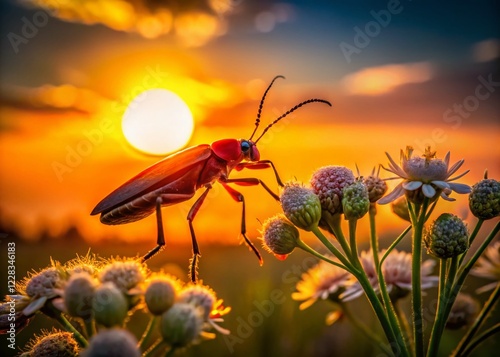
[{"x1": 91, "y1": 144, "x2": 212, "y2": 215}]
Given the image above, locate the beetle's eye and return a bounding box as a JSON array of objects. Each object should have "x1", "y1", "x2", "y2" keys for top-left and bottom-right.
[{"x1": 241, "y1": 141, "x2": 251, "y2": 152}]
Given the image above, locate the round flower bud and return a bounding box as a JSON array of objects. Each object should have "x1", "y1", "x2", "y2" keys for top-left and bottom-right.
[
  {"x1": 310, "y1": 166, "x2": 355, "y2": 216},
  {"x1": 28, "y1": 331, "x2": 79, "y2": 357},
  {"x1": 445, "y1": 293, "x2": 479, "y2": 330},
  {"x1": 92, "y1": 283, "x2": 128, "y2": 327},
  {"x1": 280, "y1": 182, "x2": 321, "y2": 231},
  {"x1": 160, "y1": 303, "x2": 204, "y2": 347},
  {"x1": 25, "y1": 267, "x2": 63, "y2": 299},
  {"x1": 99, "y1": 259, "x2": 146, "y2": 292},
  {"x1": 391, "y1": 196, "x2": 411, "y2": 222},
  {"x1": 177, "y1": 284, "x2": 216, "y2": 320},
  {"x1": 469, "y1": 175, "x2": 500, "y2": 220},
  {"x1": 145, "y1": 275, "x2": 179, "y2": 315},
  {"x1": 424, "y1": 213, "x2": 469, "y2": 259},
  {"x1": 342, "y1": 180, "x2": 370, "y2": 220},
  {"x1": 64, "y1": 272, "x2": 97, "y2": 320},
  {"x1": 364, "y1": 174, "x2": 388, "y2": 203},
  {"x1": 261, "y1": 215, "x2": 300, "y2": 258},
  {"x1": 83, "y1": 329, "x2": 140, "y2": 357}
]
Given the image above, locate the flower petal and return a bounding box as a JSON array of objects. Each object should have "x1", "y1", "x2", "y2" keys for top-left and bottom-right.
[
  {"x1": 447, "y1": 159, "x2": 465, "y2": 177},
  {"x1": 431, "y1": 180, "x2": 450, "y2": 189},
  {"x1": 448, "y1": 182, "x2": 472, "y2": 194},
  {"x1": 385, "y1": 152, "x2": 408, "y2": 178},
  {"x1": 444, "y1": 151, "x2": 451, "y2": 168},
  {"x1": 422, "y1": 184, "x2": 436, "y2": 198},
  {"x1": 326, "y1": 311, "x2": 342, "y2": 325},
  {"x1": 23, "y1": 296, "x2": 47, "y2": 316},
  {"x1": 440, "y1": 191, "x2": 456, "y2": 201},
  {"x1": 403, "y1": 181, "x2": 423, "y2": 191},
  {"x1": 448, "y1": 170, "x2": 470, "y2": 182},
  {"x1": 378, "y1": 183, "x2": 405, "y2": 205}
]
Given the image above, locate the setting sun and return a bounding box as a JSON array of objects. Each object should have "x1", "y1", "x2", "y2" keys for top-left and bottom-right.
[{"x1": 121, "y1": 88, "x2": 194, "y2": 155}]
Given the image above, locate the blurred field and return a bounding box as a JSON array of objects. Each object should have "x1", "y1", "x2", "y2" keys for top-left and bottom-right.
[{"x1": 1, "y1": 234, "x2": 499, "y2": 357}]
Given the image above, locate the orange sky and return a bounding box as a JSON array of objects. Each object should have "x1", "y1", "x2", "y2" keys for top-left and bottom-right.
[{"x1": 1, "y1": 1, "x2": 499, "y2": 249}]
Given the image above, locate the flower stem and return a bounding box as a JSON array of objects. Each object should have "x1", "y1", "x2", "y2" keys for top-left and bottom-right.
[
  {"x1": 84, "y1": 317, "x2": 96, "y2": 339},
  {"x1": 430, "y1": 221, "x2": 500, "y2": 356},
  {"x1": 456, "y1": 323, "x2": 500, "y2": 357},
  {"x1": 369, "y1": 205, "x2": 380, "y2": 270},
  {"x1": 348, "y1": 219, "x2": 359, "y2": 264},
  {"x1": 311, "y1": 226, "x2": 356, "y2": 272},
  {"x1": 55, "y1": 313, "x2": 88, "y2": 348},
  {"x1": 326, "y1": 213, "x2": 353, "y2": 260},
  {"x1": 380, "y1": 225, "x2": 412, "y2": 265},
  {"x1": 410, "y1": 198, "x2": 430, "y2": 357},
  {"x1": 376, "y1": 259, "x2": 410, "y2": 357},
  {"x1": 427, "y1": 257, "x2": 458, "y2": 356},
  {"x1": 139, "y1": 316, "x2": 159, "y2": 351},
  {"x1": 340, "y1": 301, "x2": 392, "y2": 355},
  {"x1": 356, "y1": 272, "x2": 410, "y2": 357},
  {"x1": 395, "y1": 300, "x2": 414, "y2": 354},
  {"x1": 452, "y1": 283, "x2": 500, "y2": 357},
  {"x1": 458, "y1": 219, "x2": 484, "y2": 266},
  {"x1": 296, "y1": 239, "x2": 354, "y2": 273},
  {"x1": 142, "y1": 338, "x2": 167, "y2": 357},
  {"x1": 370, "y1": 204, "x2": 408, "y2": 352}
]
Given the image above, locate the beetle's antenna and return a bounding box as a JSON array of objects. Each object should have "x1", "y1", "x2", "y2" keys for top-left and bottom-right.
[
  {"x1": 248, "y1": 75, "x2": 285, "y2": 141},
  {"x1": 254, "y1": 98, "x2": 332, "y2": 144}
]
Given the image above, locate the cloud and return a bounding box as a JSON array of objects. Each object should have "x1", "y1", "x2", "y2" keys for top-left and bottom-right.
[
  {"x1": 472, "y1": 38, "x2": 500, "y2": 63},
  {"x1": 0, "y1": 84, "x2": 107, "y2": 114},
  {"x1": 341, "y1": 62, "x2": 433, "y2": 96},
  {"x1": 18, "y1": 0, "x2": 238, "y2": 45}
]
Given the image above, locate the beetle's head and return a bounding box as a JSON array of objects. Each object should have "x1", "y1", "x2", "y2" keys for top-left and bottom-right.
[{"x1": 240, "y1": 139, "x2": 260, "y2": 162}]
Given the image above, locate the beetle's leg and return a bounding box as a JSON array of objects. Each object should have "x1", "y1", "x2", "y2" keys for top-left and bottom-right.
[
  {"x1": 186, "y1": 185, "x2": 212, "y2": 283},
  {"x1": 219, "y1": 181, "x2": 263, "y2": 265},
  {"x1": 234, "y1": 160, "x2": 284, "y2": 187},
  {"x1": 141, "y1": 197, "x2": 166, "y2": 263},
  {"x1": 224, "y1": 177, "x2": 280, "y2": 201}
]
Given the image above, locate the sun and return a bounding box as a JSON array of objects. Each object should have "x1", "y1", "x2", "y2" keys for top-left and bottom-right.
[{"x1": 122, "y1": 89, "x2": 194, "y2": 155}]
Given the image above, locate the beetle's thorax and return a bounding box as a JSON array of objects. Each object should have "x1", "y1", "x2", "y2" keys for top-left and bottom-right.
[{"x1": 211, "y1": 138, "x2": 260, "y2": 164}]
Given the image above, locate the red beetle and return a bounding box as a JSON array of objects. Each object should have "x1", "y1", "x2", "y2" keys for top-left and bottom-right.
[{"x1": 91, "y1": 76, "x2": 331, "y2": 281}]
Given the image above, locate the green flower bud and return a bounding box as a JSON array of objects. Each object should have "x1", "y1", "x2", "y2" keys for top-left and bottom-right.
[
  {"x1": 160, "y1": 303, "x2": 204, "y2": 347},
  {"x1": 391, "y1": 196, "x2": 411, "y2": 222},
  {"x1": 64, "y1": 272, "x2": 97, "y2": 320},
  {"x1": 469, "y1": 173, "x2": 500, "y2": 220},
  {"x1": 364, "y1": 174, "x2": 388, "y2": 203},
  {"x1": 261, "y1": 215, "x2": 300, "y2": 258},
  {"x1": 145, "y1": 275, "x2": 179, "y2": 316},
  {"x1": 424, "y1": 213, "x2": 469, "y2": 259},
  {"x1": 445, "y1": 293, "x2": 479, "y2": 330},
  {"x1": 342, "y1": 180, "x2": 370, "y2": 220},
  {"x1": 280, "y1": 182, "x2": 321, "y2": 231},
  {"x1": 27, "y1": 331, "x2": 79, "y2": 357},
  {"x1": 83, "y1": 329, "x2": 140, "y2": 357},
  {"x1": 92, "y1": 283, "x2": 128, "y2": 327}
]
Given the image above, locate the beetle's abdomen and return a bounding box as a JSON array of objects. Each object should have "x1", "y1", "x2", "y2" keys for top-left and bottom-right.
[
  {"x1": 100, "y1": 191, "x2": 158, "y2": 224},
  {"x1": 99, "y1": 174, "x2": 201, "y2": 225}
]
